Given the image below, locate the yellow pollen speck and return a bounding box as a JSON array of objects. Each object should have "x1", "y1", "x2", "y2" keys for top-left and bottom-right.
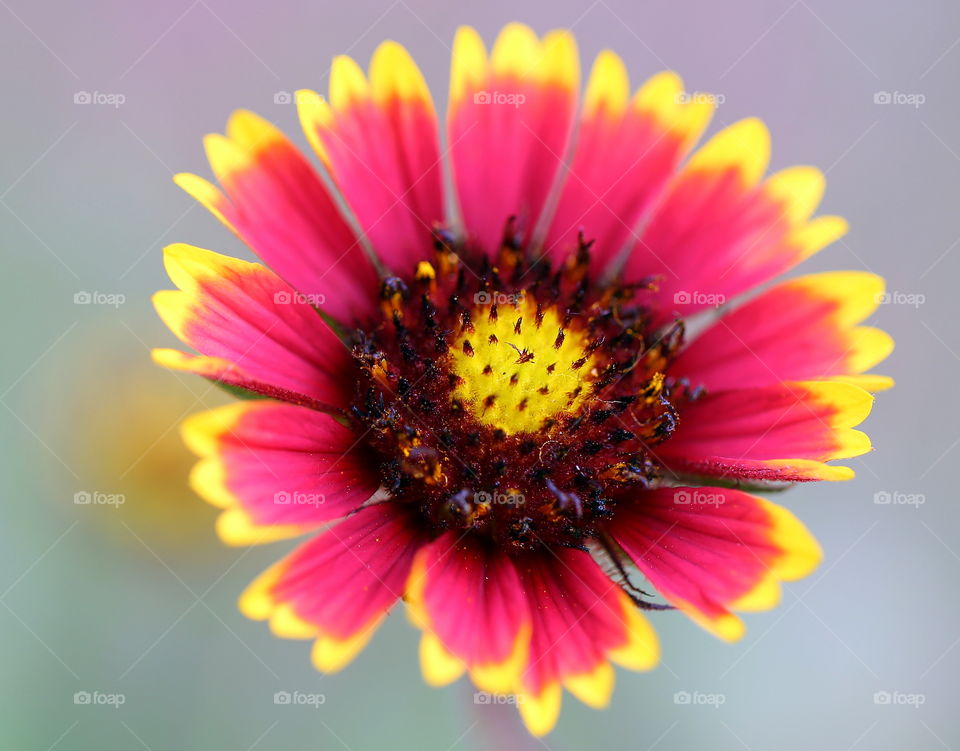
[
  {"x1": 415, "y1": 261, "x2": 436, "y2": 281},
  {"x1": 448, "y1": 296, "x2": 598, "y2": 434}
]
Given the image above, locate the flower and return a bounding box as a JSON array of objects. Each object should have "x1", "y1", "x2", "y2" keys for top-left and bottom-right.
[
  {"x1": 62, "y1": 338, "x2": 225, "y2": 553},
  {"x1": 153, "y1": 23, "x2": 893, "y2": 736}
]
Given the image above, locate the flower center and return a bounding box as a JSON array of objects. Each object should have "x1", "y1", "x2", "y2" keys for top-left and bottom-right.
[
  {"x1": 448, "y1": 294, "x2": 598, "y2": 435},
  {"x1": 348, "y1": 226, "x2": 690, "y2": 551}
]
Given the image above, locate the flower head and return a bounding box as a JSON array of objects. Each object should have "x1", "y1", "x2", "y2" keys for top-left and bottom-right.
[{"x1": 154, "y1": 23, "x2": 892, "y2": 736}]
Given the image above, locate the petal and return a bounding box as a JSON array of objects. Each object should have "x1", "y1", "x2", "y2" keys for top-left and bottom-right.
[
  {"x1": 626, "y1": 119, "x2": 847, "y2": 320},
  {"x1": 181, "y1": 402, "x2": 379, "y2": 545},
  {"x1": 515, "y1": 549, "x2": 658, "y2": 736},
  {"x1": 672, "y1": 271, "x2": 894, "y2": 391},
  {"x1": 177, "y1": 110, "x2": 381, "y2": 325},
  {"x1": 660, "y1": 380, "x2": 875, "y2": 482},
  {"x1": 240, "y1": 502, "x2": 424, "y2": 672},
  {"x1": 152, "y1": 243, "x2": 353, "y2": 409},
  {"x1": 405, "y1": 533, "x2": 530, "y2": 694},
  {"x1": 543, "y1": 58, "x2": 712, "y2": 266},
  {"x1": 297, "y1": 40, "x2": 444, "y2": 275},
  {"x1": 448, "y1": 24, "x2": 579, "y2": 254},
  {"x1": 608, "y1": 487, "x2": 822, "y2": 641},
  {"x1": 150, "y1": 349, "x2": 335, "y2": 411}
]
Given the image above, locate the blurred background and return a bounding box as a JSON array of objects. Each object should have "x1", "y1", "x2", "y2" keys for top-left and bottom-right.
[{"x1": 2, "y1": 0, "x2": 958, "y2": 748}]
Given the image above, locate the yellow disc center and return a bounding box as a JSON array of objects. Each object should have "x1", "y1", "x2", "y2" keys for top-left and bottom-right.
[{"x1": 448, "y1": 295, "x2": 598, "y2": 434}]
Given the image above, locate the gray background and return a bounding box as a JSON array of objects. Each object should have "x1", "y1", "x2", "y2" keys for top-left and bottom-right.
[{"x1": 1, "y1": 0, "x2": 958, "y2": 748}]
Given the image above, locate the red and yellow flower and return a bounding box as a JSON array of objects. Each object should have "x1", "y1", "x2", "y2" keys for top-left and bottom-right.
[{"x1": 154, "y1": 23, "x2": 892, "y2": 735}]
